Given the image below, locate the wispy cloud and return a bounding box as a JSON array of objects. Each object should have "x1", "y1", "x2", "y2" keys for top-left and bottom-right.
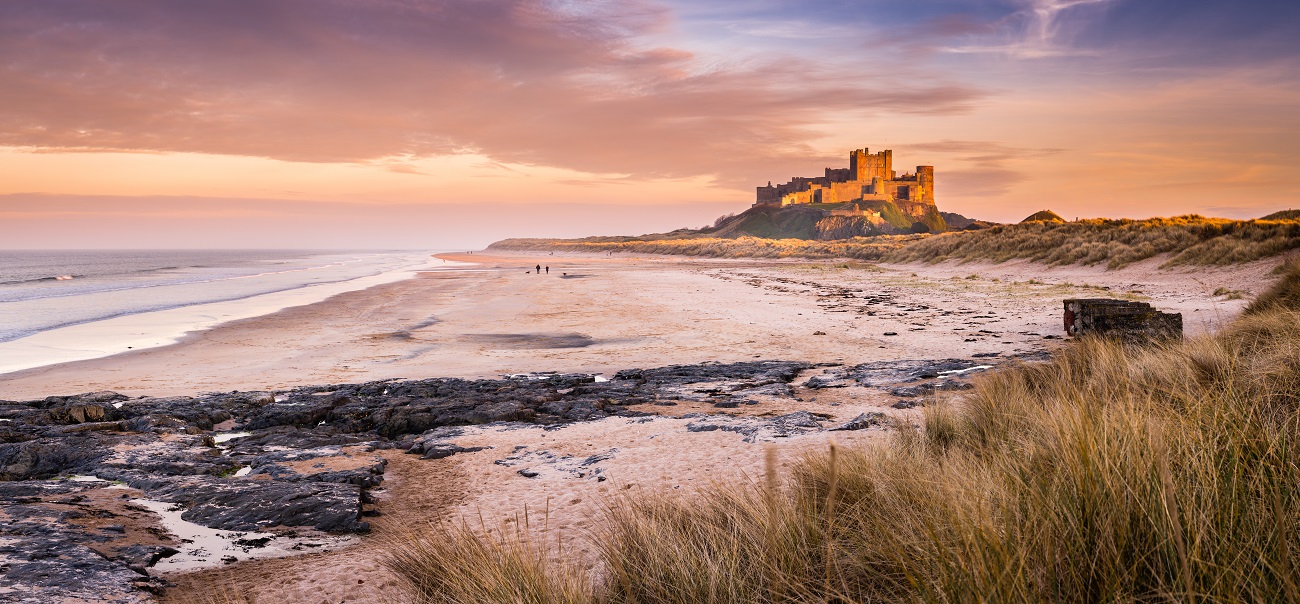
[
  {"x1": 904, "y1": 140, "x2": 1065, "y2": 163},
  {"x1": 902, "y1": 140, "x2": 1065, "y2": 197},
  {"x1": 941, "y1": 0, "x2": 1114, "y2": 58}
]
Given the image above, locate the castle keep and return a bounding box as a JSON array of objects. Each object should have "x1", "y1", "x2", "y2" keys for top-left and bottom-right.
[{"x1": 755, "y1": 148, "x2": 934, "y2": 209}]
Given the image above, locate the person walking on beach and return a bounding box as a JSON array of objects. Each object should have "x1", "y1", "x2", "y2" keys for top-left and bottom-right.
[
  {"x1": 545, "y1": 266, "x2": 549, "y2": 274},
  {"x1": 536, "y1": 264, "x2": 541, "y2": 274}
]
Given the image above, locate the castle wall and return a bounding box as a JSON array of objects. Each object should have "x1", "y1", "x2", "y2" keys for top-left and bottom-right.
[
  {"x1": 825, "y1": 168, "x2": 851, "y2": 183},
  {"x1": 831, "y1": 181, "x2": 868, "y2": 203},
  {"x1": 754, "y1": 148, "x2": 937, "y2": 210},
  {"x1": 784, "y1": 189, "x2": 815, "y2": 205},
  {"x1": 874, "y1": 180, "x2": 909, "y2": 201}
]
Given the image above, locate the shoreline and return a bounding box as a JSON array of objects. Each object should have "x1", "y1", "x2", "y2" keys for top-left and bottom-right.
[
  {"x1": 0, "y1": 252, "x2": 459, "y2": 377},
  {"x1": 0, "y1": 251, "x2": 1271, "y2": 401}
]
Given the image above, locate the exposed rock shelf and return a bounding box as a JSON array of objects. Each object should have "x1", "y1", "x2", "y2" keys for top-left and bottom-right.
[{"x1": 0, "y1": 358, "x2": 1023, "y2": 602}]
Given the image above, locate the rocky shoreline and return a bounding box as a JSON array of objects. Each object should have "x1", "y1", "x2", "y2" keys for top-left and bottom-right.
[{"x1": 0, "y1": 357, "x2": 1029, "y2": 602}]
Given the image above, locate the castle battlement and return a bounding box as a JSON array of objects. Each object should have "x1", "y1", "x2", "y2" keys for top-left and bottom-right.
[{"x1": 755, "y1": 147, "x2": 934, "y2": 209}]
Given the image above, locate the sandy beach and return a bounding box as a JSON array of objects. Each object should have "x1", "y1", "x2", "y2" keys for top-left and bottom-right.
[
  {"x1": 1, "y1": 251, "x2": 1280, "y2": 603},
  {"x1": 0, "y1": 251, "x2": 1264, "y2": 401}
]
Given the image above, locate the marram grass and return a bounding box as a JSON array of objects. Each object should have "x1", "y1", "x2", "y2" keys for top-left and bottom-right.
[
  {"x1": 884, "y1": 215, "x2": 1300, "y2": 268},
  {"x1": 491, "y1": 214, "x2": 1300, "y2": 269},
  {"x1": 383, "y1": 515, "x2": 590, "y2": 604}
]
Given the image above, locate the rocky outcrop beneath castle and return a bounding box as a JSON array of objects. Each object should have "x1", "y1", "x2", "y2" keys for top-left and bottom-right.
[{"x1": 711, "y1": 202, "x2": 946, "y2": 240}]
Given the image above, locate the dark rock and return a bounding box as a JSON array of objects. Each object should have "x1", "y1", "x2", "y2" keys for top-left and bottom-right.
[
  {"x1": 233, "y1": 536, "x2": 272, "y2": 549},
  {"x1": 580, "y1": 452, "x2": 616, "y2": 466},
  {"x1": 249, "y1": 461, "x2": 385, "y2": 489},
  {"x1": 845, "y1": 359, "x2": 977, "y2": 387},
  {"x1": 517, "y1": 469, "x2": 540, "y2": 478},
  {"x1": 685, "y1": 411, "x2": 825, "y2": 443},
  {"x1": 0, "y1": 482, "x2": 161, "y2": 603},
  {"x1": 224, "y1": 427, "x2": 375, "y2": 453},
  {"x1": 115, "y1": 544, "x2": 179, "y2": 572},
  {"x1": 685, "y1": 422, "x2": 750, "y2": 436},
  {"x1": 804, "y1": 374, "x2": 849, "y2": 389},
  {"x1": 132, "y1": 477, "x2": 367, "y2": 533},
  {"x1": 773, "y1": 411, "x2": 823, "y2": 430},
  {"x1": 59, "y1": 420, "x2": 128, "y2": 434},
  {"x1": 732, "y1": 382, "x2": 794, "y2": 398},
  {"x1": 890, "y1": 384, "x2": 934, "y2": 398},
  {"x1": 417, "y1": 443, "x2": 489, "y2": 460},
  {"x1": 0, "y1": 437, "x2": 112, "y2": 481},
  {"x1": 829, "y1": 413, "x2": 887, "y2": 431},
  {"x1": 48, "y1": 403, "x2": 115, "y2": 425}
]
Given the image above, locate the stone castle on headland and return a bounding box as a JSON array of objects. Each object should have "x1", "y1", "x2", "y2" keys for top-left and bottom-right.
[
  {"x1": 687, "y1": 146, "x2": 952, "y2": 239},
  {"x1": 756, "y1": 148, "x2": 933, "y2": 207}
]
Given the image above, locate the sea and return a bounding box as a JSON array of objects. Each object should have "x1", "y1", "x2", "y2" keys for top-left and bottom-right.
[{"x1": 0, "y1": 249, "x2": 445, "y2": 374}]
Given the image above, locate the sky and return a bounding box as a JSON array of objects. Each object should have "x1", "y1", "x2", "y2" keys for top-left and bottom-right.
[{"x1": 2, "y1": 0, "x2": 1299, "y2": 249}]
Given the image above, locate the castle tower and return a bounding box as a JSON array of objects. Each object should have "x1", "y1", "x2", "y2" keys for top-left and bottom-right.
[
  {"x1": 916, "y1": 165, "x2": 934, "y2": 204},
  {"x1": 755, "y1": 181, "x2": 780, "y2": 205},
  {"x1": 849, "y1": 148, "x2": 893, "y2": 182}
]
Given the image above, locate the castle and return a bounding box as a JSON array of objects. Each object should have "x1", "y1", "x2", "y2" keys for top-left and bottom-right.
[{"x1": 754, "y1": 148, "x2": 934, "y2": 210}]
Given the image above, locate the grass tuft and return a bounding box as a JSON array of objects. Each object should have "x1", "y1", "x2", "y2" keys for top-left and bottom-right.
[
  {"x1": 382, "y1": 516, "x2": 590, "y2": 604},
  {"x1": 1248, "y1": 258, "x2": 1300, "y2": 314}
]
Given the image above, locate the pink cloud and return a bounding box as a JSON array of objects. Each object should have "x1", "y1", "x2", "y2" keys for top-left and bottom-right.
[{"x1": 0, "y1": 0, "x2": 983, "y2": 188}]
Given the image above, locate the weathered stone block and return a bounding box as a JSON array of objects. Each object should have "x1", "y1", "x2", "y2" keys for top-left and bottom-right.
[{"x1": 1063, "y1": 299, "x2": 1182, "y2": 341}]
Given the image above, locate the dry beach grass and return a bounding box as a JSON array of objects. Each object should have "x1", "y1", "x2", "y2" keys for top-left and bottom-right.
[
  {"x1": 384, "y1": 262, "x2": 1300, "y2": 603},
  {"x1": 491, "y1": 214, "x2": 1300, "y2": 270},
  {"x1": 886, "y1": 215, "x2": 1300, "y2": 269}
]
